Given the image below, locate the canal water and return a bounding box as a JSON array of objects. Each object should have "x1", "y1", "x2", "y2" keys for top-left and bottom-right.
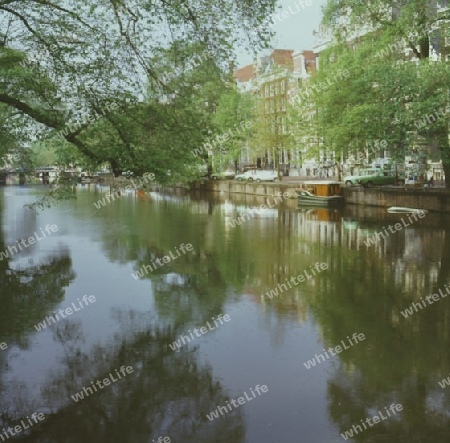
[{"x1": 0, "y1": 185, "x2": 449, "y2": 443}]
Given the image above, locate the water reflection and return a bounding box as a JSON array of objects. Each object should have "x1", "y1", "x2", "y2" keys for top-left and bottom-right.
[
  {"x1": 0, "y1": 250, "x2": 75, "y2": 346},
  {"x1": 32, "y1": 314, "x2": 245, "y2": 443},
  {"x1": 1, "y1": 186, "x2": 450, "y2": 442}
]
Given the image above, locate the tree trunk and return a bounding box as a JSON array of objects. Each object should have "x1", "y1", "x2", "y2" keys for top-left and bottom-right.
[
  {"x1": 207, "y1": 162, "x2": 213, "y2": 179},
  {"x1": 443, "y1": 162, "x2": 450, "y2": 189},
  {"x1": 109, "y1": 159, "x2": 120, "y2": 176},
  {"x1": 336, "y1": 163, "x2": 340, "y2": 181},
  {"x1": 276, "y1": 147, "x2": 281, "y2": 180},
  {"x1": 438, "y1": 131, "x2": 450, "y2": 189}
]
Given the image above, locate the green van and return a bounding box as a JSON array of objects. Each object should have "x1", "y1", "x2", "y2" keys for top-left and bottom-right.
[{"x1": 344, "y1": 169, "x2": 405, "y2": 187}]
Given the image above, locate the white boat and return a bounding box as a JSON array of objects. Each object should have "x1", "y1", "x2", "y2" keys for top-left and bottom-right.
[{"x1": 387, "y1": 206, "x2": 429, "y2": 213}]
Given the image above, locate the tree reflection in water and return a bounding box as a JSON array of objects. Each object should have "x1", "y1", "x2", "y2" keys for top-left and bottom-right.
[
  {"x1": 0, "y1": 250, "x2": 76, "y2": 346},
  {"x1": 28, "y1": 311, "x2": 245, "y2": 443}
]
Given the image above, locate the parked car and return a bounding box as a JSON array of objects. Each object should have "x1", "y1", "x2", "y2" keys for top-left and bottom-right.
[
  {"x1": 344, "y1": 169, "x2": 404, "y2": 187},
  {"x1": 235, "y1": 170, "x2": 278, "y2": 182},
  {"x1": 211, "y1": 170, "x2": 235, "y2": 180},
  {"x1": 343, "y1": 168, "x2": 378, "y2": 186},
  {"x1": 235, "y1": 170, "x2": 256, "y2": 181},
  {"x1": 251, "y1": 170, "x2": 278, "y2": 182}
]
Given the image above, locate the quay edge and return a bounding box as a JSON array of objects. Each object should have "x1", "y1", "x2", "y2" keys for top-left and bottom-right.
[
  {"x1": 146, "y1": 180, "x2": 300, "y2": 199},
  {"x1": 144, "y1": 180, "x2": 450, "y2": 213},
  {"x1": 343, "y1": 186, "x2": 450, "y2": 213}
]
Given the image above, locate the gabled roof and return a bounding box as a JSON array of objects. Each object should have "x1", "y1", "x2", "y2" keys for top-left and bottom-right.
[
  {"x1": 270, "y1": 49, "x2": 294, "y2": 69},
  {"x1": 233, "y1": 49, "x2": 297, "y2": 84},
  {"x1": 233, "y1": 64, "x2": 254, "y2": 83}
]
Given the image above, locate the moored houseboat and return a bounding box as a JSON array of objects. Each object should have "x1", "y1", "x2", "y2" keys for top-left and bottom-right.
[{"x1": 295, "y1": 181, "x2": 344, "y2": 206}]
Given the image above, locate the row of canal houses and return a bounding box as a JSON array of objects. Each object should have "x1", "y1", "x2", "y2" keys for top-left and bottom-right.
[
  {"x1": 231, "y1": 8, "x2": 448, "y2": 183},
  {"x1": 233, "y1": 48, "x2": 320, "y2": 177}
]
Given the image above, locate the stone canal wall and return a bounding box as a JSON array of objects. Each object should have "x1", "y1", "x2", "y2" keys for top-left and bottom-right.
[
  {"x1": 146, "y1": 180, "x2": 299, "y2": 198},
  {"x1": 146, "y1": 180, "x2": 450, "y2": 213},
  {"x1": 343, "y1": 187, "x2": 450, "y2": 213},
  {"x1": 190, "y1": 180, "x2": 299, "y2": 198}
]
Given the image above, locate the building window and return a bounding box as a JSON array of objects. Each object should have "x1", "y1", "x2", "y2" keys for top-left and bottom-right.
[
  {"x1": 281, "y1": 80, "x2": 285, "y2": 93},
  {"x1": 282, "y1": 97, "x2": 286, "y2": 111},
  {"x1": 275, "y1": 83, "x2": 278, "y2": 95},
  {"x1": 265, "y1": 85, "x2": 269, "y2": 97}
]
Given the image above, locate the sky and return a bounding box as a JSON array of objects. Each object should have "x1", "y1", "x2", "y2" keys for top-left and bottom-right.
[{"x1": 237, "y1": 0, "x2": 328, "y2": 68}]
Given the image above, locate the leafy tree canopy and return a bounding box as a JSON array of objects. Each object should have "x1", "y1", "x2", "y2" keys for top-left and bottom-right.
[
  {"x1": 296, "y1": 0, "x2": 450, "y2": 185},
  {"x1": 0, "y1": 0, "x2": 277, "y2": 182},
  {"x1": 212, "y1": 87, "x2": 255, "y2": 170}
]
